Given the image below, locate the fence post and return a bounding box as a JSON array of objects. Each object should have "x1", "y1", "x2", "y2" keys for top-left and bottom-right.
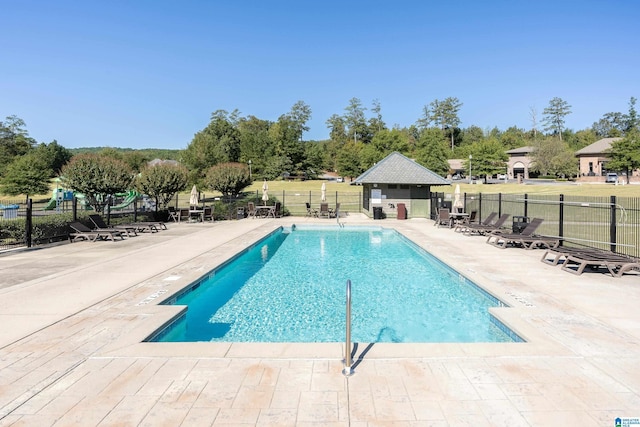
[
  {"x1": 558, "y1": 194, "x2": 564, "y2": 245},
  {"x1": 478, "y1": 193, "x2": 482, "y2": 220},
  {"x1": 610, "y1": 195, "x2": 617, "y2": 253},
  {"x1": 26, "y1": 198, "x2": 33, "y2": 248},
  {"x1": 72, "y1": 195, "x2": 78, "y2": 221},
  {"x1": 524, "y1": 194, "x2": 528, "y2": 217},
  {"x1": 498, "y1": 193, "x2": 502, "y2": 217}
]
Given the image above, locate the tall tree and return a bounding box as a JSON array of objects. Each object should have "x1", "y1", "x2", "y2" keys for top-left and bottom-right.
[
  {"x1": 429, "y1": 97, "x2": 463, "y2": 150},
  {"x1": 182, "y1": 110, "x2": 241, "y2": 182},
  {"x1": 0, "y1": 152, "x2": 53, "y2": 201},
  {"x1": 237, "y1": 115, "x2": 273, "y2": 179},
  {"x1": 335, "y1": 141, "x2": 363, "y2": 180},
  {"x1": 465, "y1": 139, "x2": 508, "y2": 182},
  {"x1": 270, "y1": 114, "x2": 304, "y2": 172},
  {"x1": 32, "y1": 141, "x2": 73, "y2": 174},
  {"x1": 288, "y1": 100, "x2": 312, "y2": 142},
  {"x1": 606, "y1": 128, "x2": 640, "y2": 184},
  {"x1": 625, "y1": 96, "x2": 638, "y2": 132},
  {"x1": 344, "y1": 97, "x2": 370, "y2": 144},
  {"x1": 529, "y1": 106, "x2": 539, "y2": 139},
  {"x1": 414, "y1": 128, "x2": 450, "y2": 176},
  {"x1": 592, "y1": 112, "x2": 626, "y2": 137},
  {"x1": 415, "y1": 105, "x2": 432, "y2": 130},
  {"x1": 368, "y1": 98, "x2": 386, "y2": 135},
  {"x1": 0, "y1": 115, "x2": 36, "y2": 176},
  {"x1": 542, "y1": 97, "x2": 572, "y2": 141},
  {"x1": 326, "y1": 114, "x2": 347, "y2": 144},
  {"x1": 530, "y1": 137, "x2": 577, "y2": 178}
]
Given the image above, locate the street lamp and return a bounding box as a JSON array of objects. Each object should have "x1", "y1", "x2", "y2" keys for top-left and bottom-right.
[
  {"x1": 468, "y1": 155, "x2": 472, "y2": 184},
  {"x1": 248, "y1": 160, "x2": 252, "y2": 180}
]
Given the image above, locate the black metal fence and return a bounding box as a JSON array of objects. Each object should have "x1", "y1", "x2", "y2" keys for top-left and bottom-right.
[
  {"x1": 431, "y1": 192, "x2": 640, "y2": 258},
  {"x1": 0, "y1": 198, "x2": 29, "y2": 251},
  {"x1": 0, "y1": 191, "x2": 363, "y2": 252}
]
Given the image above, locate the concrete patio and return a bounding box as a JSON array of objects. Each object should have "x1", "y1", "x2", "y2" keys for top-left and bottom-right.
[{"x1": 0, "y1": 214, "x2": 639, "y2": 426}]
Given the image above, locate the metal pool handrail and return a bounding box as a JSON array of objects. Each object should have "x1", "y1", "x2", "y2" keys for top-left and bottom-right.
[{"x1": 342, "y1": 279, "x2": 353, "y2": 376}]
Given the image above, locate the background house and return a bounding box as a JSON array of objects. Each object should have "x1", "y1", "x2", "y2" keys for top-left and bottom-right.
[
  {"x1": 575, "y1": 137, "x2": 624, "y2": 180},
  {"x1": 506, "y1": 146, "x2": 535, "y2": 180},
  {"x1": 353, "y1": 152, "x2": 449, "y2": 219}
]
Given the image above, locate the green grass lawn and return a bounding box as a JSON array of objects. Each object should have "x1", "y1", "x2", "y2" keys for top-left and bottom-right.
[{"x1": 11, "y1": 178, "x2": 637, "y2": 204}]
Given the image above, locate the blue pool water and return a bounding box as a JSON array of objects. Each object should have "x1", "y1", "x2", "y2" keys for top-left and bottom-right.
[{"x1": 152, "y1": 226, "x2": 520, "y2": 343}]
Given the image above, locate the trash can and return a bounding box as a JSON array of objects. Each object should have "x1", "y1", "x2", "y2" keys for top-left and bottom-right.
[
  {"x1": 373, "y1": 206, "x2": 383, "y2": 220},
  {"x1": 512, "y1": 216, "x2": 529, "y2": 233},
  {"x1": 2, "y1": 205, "x2": 19, "y2": 219},
  {"x1": 397, "y1": 203, "x2": 407, "y2": 220},
  {"x1": 236, "y1": 207, "x2": 245, "y2": 220}
]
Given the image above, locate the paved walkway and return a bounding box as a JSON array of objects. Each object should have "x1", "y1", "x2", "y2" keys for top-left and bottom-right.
[{"x1": 0, "y1": 215, "x2": 639, "y2": 426}]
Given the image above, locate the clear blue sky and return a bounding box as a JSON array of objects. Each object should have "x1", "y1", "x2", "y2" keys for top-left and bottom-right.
[{"x1": 2, "y1": 0, "x2": 639, "y2": 149}]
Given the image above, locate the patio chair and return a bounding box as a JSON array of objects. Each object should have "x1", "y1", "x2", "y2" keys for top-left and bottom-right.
[
  {"x1": 273, "y1": 202, "x2": 282, "y2": 218},
  {"x1": 247, "y1": 202, "x2": 256, "y2": 219},
  {"x1": 203, "y1": 206, "x2": 214, "y2": 222},
  {"x1": 89, "y1": 214, "x2": 138, "y2": 237},
  {"x1": 305, "y1": 202, "x2": 318, "y2": 217},
  {"x1": 464, "y1": 213, "x2": 509, "y2": 236},
  {"x1": 319, "y1": 203, "x2": 330, "y2": 218},
  {"x1": 560, "y1": 251, "x2": 640, "y2": 278},
  {"x1": 330, "y1": 203, "x2": 340, "y2": 218},
  {"x1": 69, "y1": 222, "x2": 124, "y2": 242},
  {"x1": 453, "y1": 210, "x2": 477, "y2": 232},
  {"x1": 168, "y1": 206, "x2": 180, "y2": 222},
  {"x1": 486, "y1": 218, "x2": 557, "y2": 249},
  {"x1": 174, "y1": 208, "x2": 190, "y2": 222},
  {"x1": 435, "y1": 208, "x2": 450, "y2": 228}
]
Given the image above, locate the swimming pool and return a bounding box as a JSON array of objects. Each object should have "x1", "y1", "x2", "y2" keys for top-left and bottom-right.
[{"x1": 151, "y1": 225, "x2": 521, "y2": 343}]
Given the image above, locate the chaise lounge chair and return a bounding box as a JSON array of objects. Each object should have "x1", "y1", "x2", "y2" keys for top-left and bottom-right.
[
  {"x1": 69, "y1": 222, "x2": 124, "y2": 242},
  {"x1": 89, "y1": 214, "x2": 138, "y2": 237},
  {"x1": 486, "y1": 218, "x2": 559, "y2": 249},
  {"x1": 560, "y1": 251, "x2": 640, "y2": 277},
  {"x1": 453, "y1": 210, "x2": 477, "y2": 232},
  {"x1": 464, "y1": 213, "x2": 510, "y2": 236},
  {"x1": 541, "y1": 246, "x2": 608, "y2": 266}
]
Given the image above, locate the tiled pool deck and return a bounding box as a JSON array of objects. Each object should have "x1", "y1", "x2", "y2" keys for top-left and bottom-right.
[{"x1": 0, "y1": 215, "x2": 639, "y2": 426}]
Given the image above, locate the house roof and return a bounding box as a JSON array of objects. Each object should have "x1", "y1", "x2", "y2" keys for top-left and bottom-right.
[
  {"x1": 448, "y1": 159, "x2": 464, "y2": 170},
  {"x1": 148, "y1": 158, "x2": 179, "y2": 167},
  {"x1": 506, "y1": 146, "x2": 535, "y2": 154},
  {"x1": 353, "y1": 152, "x2": 449, "y2": 185},
  {"x1": 575, "y1": 138, "x2": 622, "y2": 155}
]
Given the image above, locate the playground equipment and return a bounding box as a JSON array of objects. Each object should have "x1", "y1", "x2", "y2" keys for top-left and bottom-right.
[
  {"x1": 107, "y1": 190, "x2": 139, "y2": 211},
  {"x1": 43, "y1": 188, "x2": 74, "y2": 211}
]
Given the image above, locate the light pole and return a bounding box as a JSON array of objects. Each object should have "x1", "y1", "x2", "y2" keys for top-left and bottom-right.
[
  {"x1": 468, "y1": 155, "x2": 472, "y2": 184},
  {"x1": 248, "y1": 160, "x2": 252, "y2": 180}
]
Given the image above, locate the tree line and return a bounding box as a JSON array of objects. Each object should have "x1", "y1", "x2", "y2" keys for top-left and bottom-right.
[{"x1": 1, "y1": 95, "x2": 639, "y2": 208}]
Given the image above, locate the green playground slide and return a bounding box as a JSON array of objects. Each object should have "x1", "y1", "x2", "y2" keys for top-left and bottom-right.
[{"x1": 109, "y1": 190, "x2": 139, "y2": 211}]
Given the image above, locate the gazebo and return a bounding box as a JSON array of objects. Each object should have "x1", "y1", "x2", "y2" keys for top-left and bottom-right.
[{"x1": 352, "y1": 152, "x2": 449, "y2": 219}]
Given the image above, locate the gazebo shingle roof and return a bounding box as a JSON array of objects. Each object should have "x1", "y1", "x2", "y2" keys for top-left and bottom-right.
[{"x1": 353, "y1": 152, "x2": 449, "y2": 185}]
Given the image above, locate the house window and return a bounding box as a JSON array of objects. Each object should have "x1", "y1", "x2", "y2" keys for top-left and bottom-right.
[{"x1": 388, "y1": 184, "x2": 397, "y2": 189}]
